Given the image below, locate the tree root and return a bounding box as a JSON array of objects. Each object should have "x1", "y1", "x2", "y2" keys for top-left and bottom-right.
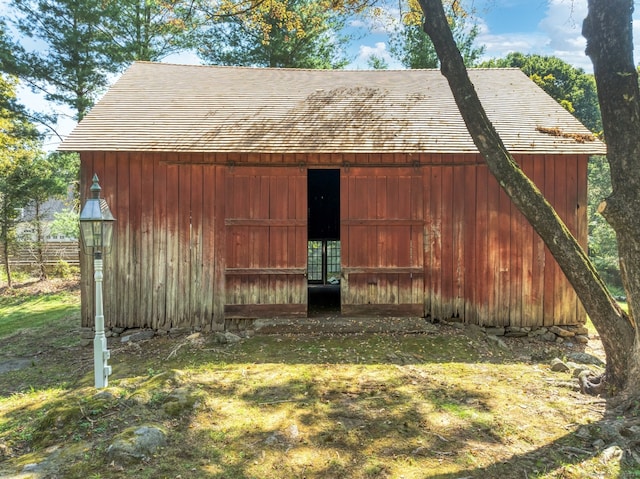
[{"x1": 579, "y1": 371, "x2": 608, "y2": 395}]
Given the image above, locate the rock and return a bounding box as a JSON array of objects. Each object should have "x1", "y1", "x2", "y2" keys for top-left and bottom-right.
[
  {"x1": 485, "y1": 327, "x2": 505, "y2": 336},
  {"x1": 620, "y1": 424, "x2": 640, "y2": 438},
  {"x1": 163, "y1": 388, "x2": 203, "y2": 416},
  {"x1": 121, "y1": 330, "x2": 155, "y2": 343},
  {"x1": 94, "y1": 390, "x2": 117, "y2": 402},
  {"x1": 112, "y1": 327, "x2": 125, "y2": 334},
  {"x1": 170, "y1": 328, "x2": 191, "y2": 336},
  {"x1": 600, "y1": 445, "x2": 623, "y2": 464},
  {"x1": 156, "y1": 329, "x2": 169, "y2": 336},
  {"x1": 447, "y1": 321, "x2": 466, "y2": 329},
  {"x1": 527, "y1": 329, "x2": 546, "y2": 338},
  {"x1": 549, "y1": 326, "x2": 575, "y2": 337},
  {"x1": 265, "y1": 433, "x2": 282, "y2": 445},
  {"x1": 505, "y1": 330, "x2": 528, "y2": 338},
  {"x1": 574, "y1": 326, "x2": 589, "y2": 335},
  {"x1": 288, "y1": 424, "x2": 300, "y2": 441},
  {"x1": 486, "y1": 334, "x2": 509, "y2": 350},
  {"x1": 79, "y1": 327, "x2": 94, "y2": 339},
  {"x1": 550, "y1": 358, "x2": 571, "y2": 372},
  {"x1": 572, "y1": 366, "x2": 592, "y2": 378},
  {"x1": 566, "y1": 352, "x2": 605, "y2": 367},
  {"x1": 574, "y1": 335, "x2": 589, "y2": 344},
  {"x1": 107, "y1": 425, "x2": 167, "y2": 464},
  {"x1": 213, "y1": 332, "x2": 242, "y2": 344},
  {"x1": 22, "y1": 463, "x2": 42, "y2": 472},
  {"x1": 542, "y1": 332, "x2": 557, "y2": 342}
]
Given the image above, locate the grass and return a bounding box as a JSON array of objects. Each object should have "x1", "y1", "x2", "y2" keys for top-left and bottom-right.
[
  {"x1": 0, "y1": 278, "x2": 636, "y2": 478},
  {"x1": 0, "y1": 289, "x2": 78, "y2": 337}
]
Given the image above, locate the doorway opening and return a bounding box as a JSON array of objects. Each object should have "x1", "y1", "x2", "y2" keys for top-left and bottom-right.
[{"x1": 307, "y1": 169, "x2": 341, "y2": 315}]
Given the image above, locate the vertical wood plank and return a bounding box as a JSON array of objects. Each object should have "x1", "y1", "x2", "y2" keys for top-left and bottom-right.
[
  {"x1": 452, "y1": 163, "x2": 465, "y2": 319},
  {"x1": 497, "y1": 179, "x2": 511, "y2": 325},
  {"x1": 543, "y1": 155, "x2": 556, "y2": 326},
  {"x1": 201, "y1": 165, "x2": 215, "y2": 330},
  {"x1": 430, "y1": 159, "x2": 443, "y2": 320},
  {"x1": 475, "y1": 162, "x2": 489, "y2": 325},
  {"x1": 129, "y1": 152, "x2": 142, "y2": 327},
  {"x1": 165, "y1": 162, "x2": 179, "y2": 330},
  {"x1": 441, "y1": 164, "x2": 454, "y2": 318},
  {"x1": 486, "y1": 168, "x2": 501, "y2": 326},
  {"x1": 190, "y1": 162, "x2": 204, "y2": 329},
  {"x1": 140, "y1": 155, "x2": 155, "y2": 328},
  {"x1": 80, "y1": 153, "x2": 96, "y2": 327},
  {"x1": 116, "y1": 152, "x2": 131, "y2": 328},
  {"x1": 463, "y1": 163, "x2": 477, "y2": 324},
  {"x1": 177, "y1": 164, "x2": 192, "y2": 326},
  {"x1": 212, "y1": 165, "x2": 226, "y2": 329},
  {"x1": 153, "y1": 154, "x2": 168, "y2": 330},
  {"x1": 555, "y1": 155, "x2": 574, "y2": 324}
]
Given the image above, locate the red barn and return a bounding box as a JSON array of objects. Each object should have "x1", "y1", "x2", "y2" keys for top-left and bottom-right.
[{"x1": 60, "y1": 62, "x2": 605, "y2": 333}]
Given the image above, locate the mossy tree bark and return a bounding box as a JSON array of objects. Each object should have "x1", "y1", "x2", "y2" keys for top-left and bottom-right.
[{"x1": 417, "y1": 0, "x2": 638, "y2": 399}]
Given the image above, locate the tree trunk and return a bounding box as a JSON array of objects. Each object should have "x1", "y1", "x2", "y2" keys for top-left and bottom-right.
[
  {"x1": 2, "y1": 234, "x2": 12, "y2": 289},
  {"x1": 34, "y1": 202, "x2": 47, "y2": 280},
  {"x1": 1, "y1": 207, "x2": 12, "y2": 289},
  {"x1": 417, "y1": 0, "x2": 638, "y2": 396},
  {"x1": 583, "y1": 0, "x2": 640, "y2": 398}
]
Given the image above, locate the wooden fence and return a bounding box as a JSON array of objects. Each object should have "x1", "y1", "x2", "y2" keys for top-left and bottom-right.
[{"x1": 0, "y1": 241, "x2": 80, "y2": 268}]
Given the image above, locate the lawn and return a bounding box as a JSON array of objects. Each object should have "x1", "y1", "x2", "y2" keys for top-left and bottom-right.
[{"x1": 0, "y1": 278, "x2": 637, "y2": 478}]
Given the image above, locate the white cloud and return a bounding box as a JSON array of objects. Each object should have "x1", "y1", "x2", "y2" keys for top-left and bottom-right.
[{"x1": 350, "y1": 41, "x2": 399, "y2": 69}]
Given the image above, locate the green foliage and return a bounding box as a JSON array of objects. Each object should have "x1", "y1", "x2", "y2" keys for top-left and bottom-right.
[
  {"x1": 481, "y1": 53, "x2": 602, "y2": 133},
  {"x1": 588, "y1": 156, "x2": 621, "y2": 288},
  {"x1": 1, "y1": 0, "x2": 118, "y2": 121},
  {"x1": 0, "y1": 73, "x2": 42, "y2": 286},
  {"x1": 367, "y1": 54, "x2": 389, "y2": 70},
  {"x1": 98, "y1": 0, "x2": 201, "y2": 63},
  {"x1": 389, "y1": 4, "x2": 485, "y2": 69},
  {"x1": 198, "y1": 0, "x2": 351, "y2": 69},
  {"x1": 50, "y1": 209, "x2": 79, "y2": 240}
]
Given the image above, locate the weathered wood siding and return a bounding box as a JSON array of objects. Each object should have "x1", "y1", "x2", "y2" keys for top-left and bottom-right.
[
  {"x1": 224, "y1": 166, "x2": 307, "y2": 318},
  {"x1": 341, "y1": 167, "x2": 424, "y2": 316},
  {"x1": 81, "y1": 153, "x2": 227, "y2": 332},
  {"x1": 80, "y1": 152, "x2": 588, "y2": 329}
]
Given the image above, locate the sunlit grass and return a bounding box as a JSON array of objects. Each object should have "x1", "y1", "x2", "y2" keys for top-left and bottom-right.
[
  {"x1": 0, "y1": 279, "x2": 629, "y2": 479},
  {"x1": 0, "y1": 290, "x2": 79, "y2": 337}
]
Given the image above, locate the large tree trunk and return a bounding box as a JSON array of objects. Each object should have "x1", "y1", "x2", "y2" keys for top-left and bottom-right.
[
  {"x1": 583, "y1": 0, "x2": 640, "y2": 398},
  {"x1": 417, "y1": 0, "x2": 638, "y2": 397}
]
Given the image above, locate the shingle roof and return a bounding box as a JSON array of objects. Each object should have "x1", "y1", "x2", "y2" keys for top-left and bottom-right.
[{"x1": 59, "y1": 62, "x2": 606, "y2": 155}]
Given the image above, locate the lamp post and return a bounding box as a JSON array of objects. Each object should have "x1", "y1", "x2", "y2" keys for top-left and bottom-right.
[{"x1": 79, "y1": 174, "x2": 115, "y2": 388}]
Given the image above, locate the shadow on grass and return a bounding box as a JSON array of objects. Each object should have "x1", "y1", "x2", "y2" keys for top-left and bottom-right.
[{"x1": 0, "y1": 313, "x2": 626, "y2": 479}]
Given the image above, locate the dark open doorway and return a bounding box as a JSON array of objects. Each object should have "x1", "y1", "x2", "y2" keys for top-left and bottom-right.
[{"x1": 307, "y1": 169, "x2": 341, "y2": 315}]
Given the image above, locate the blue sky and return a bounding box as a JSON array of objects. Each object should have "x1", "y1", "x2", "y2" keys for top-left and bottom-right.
[{"x1": 348, "y1": 0, "x2": 638, "y2": 72}]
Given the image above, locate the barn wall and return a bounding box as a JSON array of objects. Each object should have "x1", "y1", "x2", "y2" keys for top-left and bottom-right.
[
  {"x1": 81, "y1": 152, "x2": 227, "y2": 332},
  {"x1": 80, "y1": 151, "x2": 588, "y2": 330}
]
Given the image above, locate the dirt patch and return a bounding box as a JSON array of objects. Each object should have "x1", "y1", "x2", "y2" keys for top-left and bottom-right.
[
  {"x1": 0, "y1": 358, "x2": 34, "y2": 374},
  {"x1": 0, "y1": 277, "x2": 80, "y2": 297}
]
